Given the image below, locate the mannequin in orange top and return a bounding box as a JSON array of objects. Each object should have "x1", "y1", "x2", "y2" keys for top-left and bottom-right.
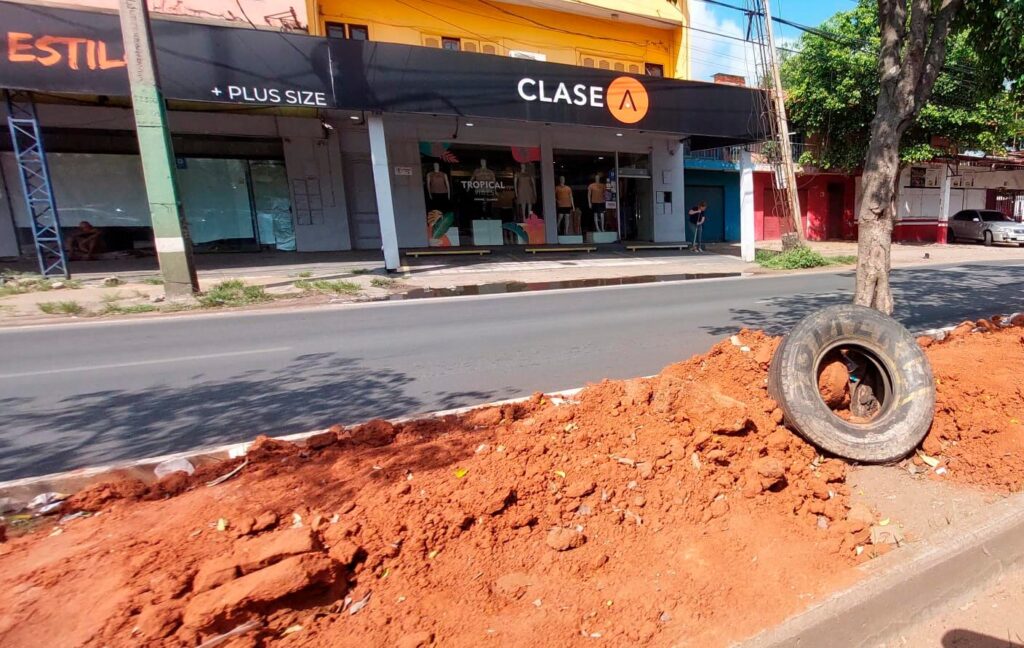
[
  {"x1": 587, "y1": 174, "x2": 606, "y2": 232},
  {"x1": 555, "y1": 175, "x2": 574, "y2": 234}
]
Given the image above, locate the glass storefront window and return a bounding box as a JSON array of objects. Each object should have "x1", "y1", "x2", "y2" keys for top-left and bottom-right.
[
  {"x1": 419, "y1": 142, "x2": 545, "y2": 246},
  {"x1": 249, "y1": 160, "x2": 295, "y2": 251},
  {"x1": 176, "y1": 157, "x2": 294, "y2": 252},
  {"x1": 553, "y1": 149, "x2": 618, "y2": 243},
  {"x1": 177, "y1": 158, "x2": 255, "y2": 249}
]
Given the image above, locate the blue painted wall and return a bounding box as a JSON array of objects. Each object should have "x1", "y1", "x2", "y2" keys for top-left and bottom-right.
[{"x1": 683, "y1": 169, "x2": 741, "y2": 242}]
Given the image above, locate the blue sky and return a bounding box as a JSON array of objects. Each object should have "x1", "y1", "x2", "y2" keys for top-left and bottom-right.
[{"x1": 688, "y1": 0, "x2": 857, "y2": 83}]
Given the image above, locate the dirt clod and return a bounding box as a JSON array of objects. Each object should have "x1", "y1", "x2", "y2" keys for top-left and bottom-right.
[
  {"x1": 545, "y1": 527, "x2": 585, "y2": 551},
  {"x1": 818, "y1": 361, "x2": 850, "y2": 408}
]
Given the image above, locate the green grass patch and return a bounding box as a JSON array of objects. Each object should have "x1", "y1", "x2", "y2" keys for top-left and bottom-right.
[
  {"x1": 295, "y1": 279, "x2": 361, "y2": 295},
  {"x1": 38, "y1": 300, "x2": 86, "y2": 316},
  {"x1": 755, "y1": 247, "x2": 856, "y2": 270},
  {"x1": 141, "y1": 277, "x2": 164, "y2": 285},
  {"x1": 100, "y1": 303, "x2": 158, "y2": 315},
  {"x1": 351, "y1": 268, "x2": 373, "y2": 275},
  {"x1": 198, "y1": 280, "x2": 270, "y2": 307},
  {"x1": 295, "y1": 271, "x2": 314, "y2": 278},
  {"x1": 369, "y1": 277, "x2": 395, "y2": 289}
]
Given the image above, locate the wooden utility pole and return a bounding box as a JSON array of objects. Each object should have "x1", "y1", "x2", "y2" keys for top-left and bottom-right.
[
  {"x1": 758, "y1": 0, "x2": 805, "y2": 246},
  {"x1": 119, "y1": 0, "x2": 199, "y2": 296}
]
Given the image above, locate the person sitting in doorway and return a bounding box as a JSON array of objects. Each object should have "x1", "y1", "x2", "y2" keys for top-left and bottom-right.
[{"x1": 66, "y1": 220, "x2": 103, "y2": 260}]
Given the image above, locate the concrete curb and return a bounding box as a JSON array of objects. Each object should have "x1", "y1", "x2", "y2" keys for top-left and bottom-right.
[
  {"x1": 0, "y1": 387, "x2": 583, "y2": 507},
  {"x1": 736, "y1": 491, "x2": 1024, "y2": 648}
]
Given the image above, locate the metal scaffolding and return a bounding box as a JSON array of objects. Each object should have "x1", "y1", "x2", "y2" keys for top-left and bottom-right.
[
  {"x1": 3, "y1": 91, "x2": 69, "y2": 278},
  {"x1": 746, "y1": 0, "x2": 805, "y2": 244}
]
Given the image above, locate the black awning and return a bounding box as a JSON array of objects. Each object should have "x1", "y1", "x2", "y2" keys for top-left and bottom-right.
[{"x1": 0, "y1": 2, "x2": 765, "y2": 145}]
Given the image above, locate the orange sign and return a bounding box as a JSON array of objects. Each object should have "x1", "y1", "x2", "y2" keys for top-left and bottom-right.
[
  {"x1": 606, "y1": 76, "x2": 649, "y2": 124},
  {"x1": 7, "y1": 31, "x2": 125, "y2": 71}
]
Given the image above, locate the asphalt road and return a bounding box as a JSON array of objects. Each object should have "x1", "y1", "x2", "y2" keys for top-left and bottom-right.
[{"x1": 2, "y1": 260, "x2": 1023, "y2": 481}]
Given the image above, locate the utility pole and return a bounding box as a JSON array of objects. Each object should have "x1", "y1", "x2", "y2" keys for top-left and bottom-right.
[
  {"x1": 750, "y1": 0, "x2": 805, "y2": 246},
  {"x1": 118, "y1": 0, "x2": 199, "y2": 296}
]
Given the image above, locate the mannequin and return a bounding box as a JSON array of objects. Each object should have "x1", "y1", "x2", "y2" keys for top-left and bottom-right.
[
  {"x1": 425, "y1": 162, "x2": 450, "y2": 211},
  {"x1": 555, "y1": 175, "x2": 574, "y2": 235},
  {"x1": 514, "y1": 163, "x2": 537, "y2": 221},
  {"x1": 471, "y1": 159, "x2": 497, "y2": 216},
  {"x1": 587, "y1": 173, "x2": 606, "y2": 232}
]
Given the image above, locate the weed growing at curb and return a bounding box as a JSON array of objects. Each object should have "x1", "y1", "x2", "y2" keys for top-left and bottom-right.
[
  {"x1": 295, "y1": 279, "x2": 361, "y2": 295},
  {"x1": 370, "y1": 277, "x2": 395, "y2": 288},
  {"x1": 198, "y1": 280, "x2": 270, "y2": 308},
  {"x1": 351, "y1": 268, "x2": 373, "y2": 275},
  {"x1": 755, "y1": 247, "x2": 856, "y2": 270},
  {"x1": 141, "y1": 277, "x2": 164, "y2": 285},
  {"x1": 296, "y1": 271, "x2": 313, "y2": 278},
  {"x1": 38, "y1": 300, "x2": 86, "y2": 315},
  {"x1": 100, "y1": 303, "x2": 158, "y2": 315}
]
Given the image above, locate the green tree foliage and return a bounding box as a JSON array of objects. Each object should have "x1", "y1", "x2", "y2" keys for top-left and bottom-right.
[{"x1": 781, "y1": 0, "x2": 1024, "y2": 171}]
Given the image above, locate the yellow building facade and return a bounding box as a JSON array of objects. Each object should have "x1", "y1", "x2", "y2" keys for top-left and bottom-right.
[{"x1": 307, "y1": 0, "x2": 690, "y2": 79}]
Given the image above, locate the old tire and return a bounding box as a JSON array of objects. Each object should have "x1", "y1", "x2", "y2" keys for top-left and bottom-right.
[{"x1": 768, "y1": 304, "x2": 935, "y2": 463}]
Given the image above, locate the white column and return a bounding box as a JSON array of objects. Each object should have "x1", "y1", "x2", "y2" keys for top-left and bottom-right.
[
  {"x1": 937, "y1": 164, "x2": 952, "y2": 244},
  {"x1": 367, "y1": 114, "x2": 400, "y2": 270},
  {"x1": 540, "y1": 131, "x2": 557, "y2": 243},
  {"x1": 740, "y1": 150, "x2": 756, "y2": 262}
]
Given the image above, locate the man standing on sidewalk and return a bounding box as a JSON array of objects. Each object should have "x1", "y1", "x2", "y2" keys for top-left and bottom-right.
[{"x1": 688, "y1": 201, "x2": 707, "y2": 252}]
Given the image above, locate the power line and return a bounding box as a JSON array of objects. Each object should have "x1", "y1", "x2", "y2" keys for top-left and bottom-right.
[{"x1": 690, "y1": 0, "x2": 981, "y2": 79}]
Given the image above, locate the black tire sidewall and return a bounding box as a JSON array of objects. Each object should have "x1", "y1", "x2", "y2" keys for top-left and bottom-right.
[{"x1": 769, "y1": 304, "x2": 935, "y2": 463}]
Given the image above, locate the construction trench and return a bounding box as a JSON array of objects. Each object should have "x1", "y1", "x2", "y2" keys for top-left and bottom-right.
[{"x1": 0, "y1": 316, "x2": 1023, "y2": 647}]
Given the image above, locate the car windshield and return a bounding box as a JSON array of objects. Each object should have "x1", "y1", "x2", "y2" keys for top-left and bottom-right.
[{"x1": 980, "y1": 210, "x2": 1012, "y2": 222}]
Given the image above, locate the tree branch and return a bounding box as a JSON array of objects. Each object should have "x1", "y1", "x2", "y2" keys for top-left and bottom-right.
[
  {"x1": 894, "y1": 0, "x2": 931, "y2": 117},
  {"x1": 877, "y1": 0, "x2": 906, "y2": 98},
  {"x1": 912, "y1": 0, "x2": 965, "y2": 113}
]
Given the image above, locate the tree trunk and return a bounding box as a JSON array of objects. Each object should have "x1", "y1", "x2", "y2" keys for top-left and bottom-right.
[{"x1": 854, "y1": 103, "x2": 904, "y2": 315}]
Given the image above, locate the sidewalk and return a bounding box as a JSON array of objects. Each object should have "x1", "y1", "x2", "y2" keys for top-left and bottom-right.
[
  {"x1": 760, "y1": 238, "x2": 1024, "y2": 268},
  {"x1": 3, "y1": 240, "x2": 1023, "y2": 325}
]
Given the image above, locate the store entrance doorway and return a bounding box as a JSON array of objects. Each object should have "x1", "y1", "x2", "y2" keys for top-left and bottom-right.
[
  {"x1": 685, "y1": 185, "x2": 725, "y2": 242},
  {"x1": 619, "y1": 176, "x2": 653, "y2": 241}
]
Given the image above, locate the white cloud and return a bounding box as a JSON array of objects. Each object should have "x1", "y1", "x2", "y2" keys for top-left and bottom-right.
[{"x1": 687, "y1": 2, "x2": 759, "y2": 84}]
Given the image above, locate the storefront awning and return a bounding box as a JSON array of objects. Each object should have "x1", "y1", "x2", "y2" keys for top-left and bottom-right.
[{"x1": 1, "y1": 2, "x2": 765, "y2": 149}]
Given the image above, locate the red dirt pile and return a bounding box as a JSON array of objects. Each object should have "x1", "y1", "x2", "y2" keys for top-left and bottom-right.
[
  {"x1": 919, "y1": 318, "x2": 1024, "y2": 492},
  {"x1": 0, "y1": 331, "x2": 877, "y2": 648}
]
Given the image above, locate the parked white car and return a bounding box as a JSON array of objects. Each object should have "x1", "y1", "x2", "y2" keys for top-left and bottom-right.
[{"x1": 947, "y1": 209, "x2": 1024, "y2": 246}]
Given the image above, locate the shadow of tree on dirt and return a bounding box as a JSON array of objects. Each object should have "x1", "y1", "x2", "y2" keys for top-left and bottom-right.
[
  {"x1": 0, "y1": 352, "x2": 498, "y2": 481},
  {"x1": 702, "y1": 263, "x2": 1024, "y2": 337}
]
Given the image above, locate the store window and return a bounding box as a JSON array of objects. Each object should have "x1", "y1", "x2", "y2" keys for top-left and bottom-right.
[
  {"x1": 442, "y1": 37, "x2": 461, "y2": 51},
  {"x1": 419, "y1": 142, "x2": 544, "y2": 247},
  {"x1": 176, "y1": 158, "x2": 294, "y2": 252},
  {"x1": 553, "y1": 150, "x2": 618, "y2": 244},
  {"x1": 2, "y1": 151, "x2": 294, "y2": 253},
  {"x1": 326, "y1": 22, "x2": 369, "y2": 40},
  {"x1": 645, "y1": 63, "x2": 664, "y2": 77}
]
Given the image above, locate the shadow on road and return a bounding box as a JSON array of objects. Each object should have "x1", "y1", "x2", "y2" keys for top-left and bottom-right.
[
  {"x1": 943, "y1": 629, "x2": 1024, "y2": 647},
  {"x1": 702, "y1": 264, "x2": 1024, "y2": 337},
  {"x1": 0, "y1": 353, "x2": 498, "y2": 481}
]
